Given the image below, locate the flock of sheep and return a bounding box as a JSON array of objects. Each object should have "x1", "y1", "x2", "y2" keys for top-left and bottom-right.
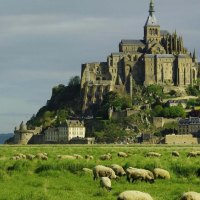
[
  {"x1": 87, "y1": 151, "x2": 200, "y2": 200},
  {"x1": 10, "y1": 150, "x2": 200, "y2": 200}
]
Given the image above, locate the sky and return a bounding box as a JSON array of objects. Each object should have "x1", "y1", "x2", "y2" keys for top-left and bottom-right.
[{"x1": 0, "y1": 0, "x2": 200, "y2": 133}]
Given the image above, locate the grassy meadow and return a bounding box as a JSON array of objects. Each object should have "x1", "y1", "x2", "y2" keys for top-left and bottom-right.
[{"x1": 0, "y1": 145, "x2": 199, "y2": 200}]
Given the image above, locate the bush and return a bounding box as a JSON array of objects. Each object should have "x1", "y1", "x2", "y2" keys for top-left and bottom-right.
[
  {"x1": 152, "y1": 105, "x2": 186, "y2": 118},
  {"x1": 186, "y1": 85, "x2": 200, "y2": 96}
]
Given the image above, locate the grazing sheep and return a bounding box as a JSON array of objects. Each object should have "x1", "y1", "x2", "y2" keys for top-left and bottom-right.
[
  {"x1": 26, "y1": 154, "x2": 35, "y2": 160},
  {"x1": 145, "y1": 152, "x2": 161, "y2": 157},
  {"x1": 180, "y1": 191, "x2": 200, "y2": 200},
  {"x1": 110, "y1": 164, "x2": 126, "y2": 177},
  {"x1": 99, "y1": 153, "x2": 112, "y2": 161},
  {"x1": 126, "y1": 168, "x2": 154, "y2": 183},
  {"x1": 117, "y1": 190, "x2": 153, "y2": 200},
  {"x1": 11, "y1": 156, "x2": 21, "y2": 160},
  {"x1": 73, "y1": 154, "x2": 83, "y2": 159},
  {"x1": 43, "y1": 153, "x2": 48, "y2": 157},
  {"x1": 153, "y1": 168, "x2": 170, "y2": 180},
  {"x1": 14, "y1": 153, "x2": 26, "y2": 159},
  {"x1": 85, "y1": 155, "x2": 94, "y2": 160},
  {"x1": 36, "y1": 153, "x2": 48, "y2": 160},
  {"x1": 41, "y1": 155, "x2": 48, "y2": 160},
  {"x1": 118, "y1": 152, "x2": 128, "y2": 158},
  {"x1": 82, "y1": 168, "x2": 93, "y2": 173},
  {"x1": 100, "y1": 177, "x2": 112, "y2": 191},
  {"x1": 93, "y1": 165, "x2": 117, "y2": 180},
  {"x1": 187, "y1": 152, "x2": 198, "y2": 158},
  {"x1": 57, "y1": 155, "x2": 76, "y2": 160},
  {"x1": 172, "y1": 151, "x2": 180, "y2": 157}
]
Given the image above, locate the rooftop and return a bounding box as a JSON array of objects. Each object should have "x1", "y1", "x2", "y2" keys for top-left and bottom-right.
[
  {"x1": 120, "y1": 40, "x2": 145, "y2": 45},
  {"x1": 179, "y1": 117, "x2": 200, "y2": 125}
]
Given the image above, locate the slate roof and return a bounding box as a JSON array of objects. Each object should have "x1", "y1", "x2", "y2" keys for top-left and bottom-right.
[
  {"x1": 121, "y1": 40, "x2": 145, "y2": 45},
  {"x1": 178, "y1": 54, "x2": 191, "y2": 58},
  {"x1": 156, "y1": 54, "x2": 174, "y2": 58},
  {"x1": 66, "y1": 120, "x2": 84, "y2": 127},
  {"x1": 145, "y1": 14, "x2": 158, "y2": 26},
  {"x1": 179, "y1": 117, "x2": 200, "y2": 125}
]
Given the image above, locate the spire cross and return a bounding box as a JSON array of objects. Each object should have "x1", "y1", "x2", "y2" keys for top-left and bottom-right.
[{"x1": 149, "y1": 0, "x2": 155, "y2": 16}]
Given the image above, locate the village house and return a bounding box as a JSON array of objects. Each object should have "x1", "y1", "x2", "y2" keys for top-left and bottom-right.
[{"x1": 44, "y1": 120, "x2": 86, "y2": 143}]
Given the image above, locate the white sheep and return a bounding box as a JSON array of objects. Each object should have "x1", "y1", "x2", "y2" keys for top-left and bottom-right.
[
  {"x1": 187, "y1": 152, "x2": 198, "y2": 157},
  {"x1": 85, "y1": 155, "x2": 94, "y2": 160},
  {"x1": 180, "y1": 191, "x2": 200, "y2": 200},
  {"x1": 111, "y1": 164, "x2": 126, "y2": 177},
  {"x1": 93, "y1": 165, "x2": 117, "y2": 180},
  {"x1": 99, "y1": 153, "x2": 112, "y2": 160},
  {"x1": 153, "y1": 168, "x2": 170, "y2": 180},
  {"x1": 73, "y1": 154, "x2": 83, "y2": 159},
  {"x1": 100, "y1": 177, "x2": 112, "y2": 191},
  {"x1": 11, "y1": 156, "x2": 21, "y2": 160},
  {"x1": 26, "y1": 154, "x2": 35, "y2": 160},
  {"x1": 172, "y1": 151, "x2": 180, "y2": 157},
  {"x1": 117, "y1": 190, "x2": 153, "y2": 200},
  {"x1": 36, "y1": 153, "x2": 48, "y2": 160},
  {"x1": 187, "y1": 151, "x2": 200, "y2": 157},
  {"x1": 126, "y1": 168, "x2": 154, "y2": 183},
  {"x1": 118, "y1": 152, "x2": 128, "y2": 158},
  {"x1": 57, "y1": 155, "x2": 76, "y2": 160},
  {"x1": 145, "y1": 152, "x2": 161, "y2": 157},
  {"x1": 14, "y1": 153, "x2": 26, "y2": 159}
]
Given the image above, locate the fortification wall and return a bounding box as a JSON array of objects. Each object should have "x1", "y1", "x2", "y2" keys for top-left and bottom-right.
[{"x1": 165, "y1": 134, "x2": 198, "y2": 145}]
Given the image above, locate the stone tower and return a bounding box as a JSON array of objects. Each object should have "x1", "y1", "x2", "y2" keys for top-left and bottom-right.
[{"x1": 144, "y1": 0, "x2": 161, "y2": 43}]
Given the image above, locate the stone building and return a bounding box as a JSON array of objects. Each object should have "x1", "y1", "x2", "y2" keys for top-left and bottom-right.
[
  {"x1": 81, "y1": 0, "x2": 198, "y2": 113},
  {"x1": 44, "y1": 120, "x2": 85, "y2": 143},
  {"x1": 13, "y1": 121, "x2": 42, "y2": 145},
  {"x1": 178, "y1": 117, "x2": 200, "y2": 137}
]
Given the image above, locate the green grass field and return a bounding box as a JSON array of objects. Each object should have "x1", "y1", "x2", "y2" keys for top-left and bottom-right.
[{"x1": 0, "y1": 145, "x2": 199, "y2": 200}]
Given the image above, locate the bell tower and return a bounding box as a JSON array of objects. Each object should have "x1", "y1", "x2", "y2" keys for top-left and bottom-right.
[{"x1": 144, "y1": 0, "x2": 161, "y2": 43}]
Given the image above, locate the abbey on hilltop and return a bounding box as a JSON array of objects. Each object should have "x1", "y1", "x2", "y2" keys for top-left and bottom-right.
[{"x1": 81, "y1": 0, "x2": 198, "y2": 112}]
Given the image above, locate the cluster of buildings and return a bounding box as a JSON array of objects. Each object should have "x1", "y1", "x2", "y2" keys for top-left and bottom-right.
[
  {"x1": 164, "y1": 117, "x2": 200, "y2": 145},
  {"x1": 10, "y1": 1, "x2": 200, "y2": 145},
  {"x1": 13, "y1": 120, "x2": 94, "y2": 145},
  {"x1": 81, "y1": 0, "x2": 198, "y2": 114}
]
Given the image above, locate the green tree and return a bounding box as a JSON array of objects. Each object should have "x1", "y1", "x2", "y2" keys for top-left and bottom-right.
[
  {"x1": 161, "y1": 106, "x2": 186, "y2": 118},
  {"x1": 152, "y1": 105, "x2": 163, "y2": 117},
  {"x1": 68, "y1": 76, "x2": 81, "y2": 86},
  {"x1": 186, "y1": 85, "x2": 200, "y2": 96},
  {"x1": 142, "y1": 84, "x2": 164, "y2": 105},
  {"x1": 187, "y1": 99, "x2": 197, "y2": 108},
  {"x1": 100, "y1": 92, "x2": 132, "y2": 118}
]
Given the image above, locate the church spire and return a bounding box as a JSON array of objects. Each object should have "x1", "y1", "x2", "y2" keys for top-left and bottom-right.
[
  {"x1": 193, "y1": 49, "x2": 197, "y2": 62},
  {"x1": 149, "y1": 0, "x2": 155, "y2": 16},
  {"x1": 144, "y1": 0, "x2": 160, "y2": 42}
]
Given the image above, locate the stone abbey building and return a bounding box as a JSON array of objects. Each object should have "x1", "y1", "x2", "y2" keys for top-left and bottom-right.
[{"x1": 81, "y1": 0, "x2": 198, "y2": 112}]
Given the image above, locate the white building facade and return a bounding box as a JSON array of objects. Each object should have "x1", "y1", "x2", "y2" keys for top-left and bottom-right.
[{"x1": 44, "y1": 120, "x2": 86, "y2": 143}]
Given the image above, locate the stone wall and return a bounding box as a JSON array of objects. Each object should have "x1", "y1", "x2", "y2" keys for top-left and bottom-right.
[
  {"x1": 153, "y1": 117, "x2": 164, "y2": 128},
  {"x1": 165, "y1": 134, "x2": 198, "y2": 145},
  {"x1": 14, "y1": 132, "x2": 34, "y2": 145},
  {"x1": 111, "y1": 109, "x2": 139, "y2": 120}
]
